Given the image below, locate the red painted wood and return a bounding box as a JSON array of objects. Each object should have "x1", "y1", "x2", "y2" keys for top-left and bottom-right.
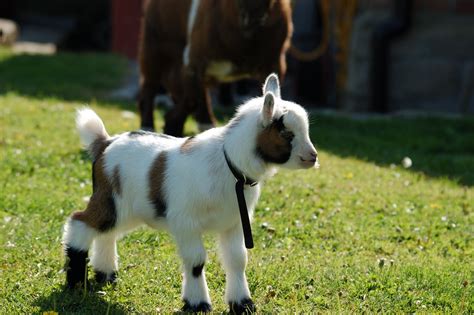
[{"x1": 111, "y1": 0, "x2": 145, "y2": 59}]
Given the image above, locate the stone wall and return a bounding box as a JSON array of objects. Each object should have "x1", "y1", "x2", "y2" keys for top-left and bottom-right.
[
  {"x1": 358, "y1": 0, "x2": 474, "y2": 13},
  {"x1": 345, "y1": 8, "x2": 474, "y2": 113}
]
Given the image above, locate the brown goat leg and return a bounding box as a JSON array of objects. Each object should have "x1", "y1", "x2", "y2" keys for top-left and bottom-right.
[
  {"x1": 193, "y1": 86, "x2": 216, "y2": 132},
  {"x1": 164, "y1": 108, "x2": 188, "y2": 137},
  {"x1": 179, "y1": 71, "x2": 216, "y2": 132},
  {"x1": 138, "y1": 87, "x2": 157, "y2": 131},
  {"x1": 164, "y1": 71, "x2": 214, "y2": 135},
  {"x1": 218, "y1": 83, "x2": 234, "y2": 107}
]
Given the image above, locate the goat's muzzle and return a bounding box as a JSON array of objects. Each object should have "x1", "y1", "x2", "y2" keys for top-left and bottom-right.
[{"x1": 299, "y1": 150, "x2": 318, "y2": 169}]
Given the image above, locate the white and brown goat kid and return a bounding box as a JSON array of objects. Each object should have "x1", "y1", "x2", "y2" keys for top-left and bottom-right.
[{"x1": 62, "y1": 74, "x2": 318, "y2": 313}]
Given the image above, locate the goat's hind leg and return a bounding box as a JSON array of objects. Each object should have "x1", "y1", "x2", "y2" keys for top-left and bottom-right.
[
  {"x1": 90, "y1": 233, "x2": 118, "y2": 284},
  {"x1": 62, "y1": 216, "x2": 97, "y2": 289}
]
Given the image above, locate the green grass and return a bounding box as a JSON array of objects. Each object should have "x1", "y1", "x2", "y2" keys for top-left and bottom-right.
[{"x1": 0, "y1": 47, "x2": 473, "y2": 313}]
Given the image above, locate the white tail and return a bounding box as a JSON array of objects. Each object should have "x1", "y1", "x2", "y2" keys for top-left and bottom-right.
[{"x1": 76, "y1": 108, "x2": 109, "y2": 147}]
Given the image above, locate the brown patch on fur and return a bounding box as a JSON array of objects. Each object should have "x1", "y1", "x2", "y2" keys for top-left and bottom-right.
[
  {"x1": 180, "y1": 136, "x2": 197, "y2": 154},
  {"x1": 149, "y1": 151, "x2": 168, "y2": 216},
  {"x1": 72, "y1": 152, "x2": 117, "y2": 232},
  {"x1": 111, "y1": 166, "x2": 121, "y2": 196},
  {"x1": 256, "y1": 120, "x2": 292, "y2": 164},
  {"x1": 89, "y1": 138, "x2": 113, "y2": 162}
]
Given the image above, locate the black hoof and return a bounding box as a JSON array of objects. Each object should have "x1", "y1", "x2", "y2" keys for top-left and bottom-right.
[
  {"x1": 182, "y1": 299, "x2": 212, "y2": 313},
  {"x1": 65, "y1": 246, "x2": 89, "y2": 290},
  {"x1": 229, "y1": 298, "x2": 256, "y2": 314},
  {"x1": 94, "y1": 270, "x2": 117, "y2": 284}
]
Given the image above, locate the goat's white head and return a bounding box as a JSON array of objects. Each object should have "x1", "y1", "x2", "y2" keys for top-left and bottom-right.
[{"x1": 256, "y1": 74, "x2": 318, "y2": 169}]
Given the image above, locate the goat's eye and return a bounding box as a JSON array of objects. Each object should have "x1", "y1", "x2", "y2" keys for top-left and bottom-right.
[{"x1": 280, "y1": 130, "x2": 294, "y2": 141}]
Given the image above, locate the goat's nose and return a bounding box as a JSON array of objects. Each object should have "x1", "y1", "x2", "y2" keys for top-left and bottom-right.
[{"x1": 309, "y1": 151, "x2": 318, "y2": 162}]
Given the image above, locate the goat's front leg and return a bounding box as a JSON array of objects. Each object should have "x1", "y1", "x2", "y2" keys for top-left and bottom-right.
[
  {"x1": 173, "y1": 230, "x2": 212, "y2": 312},
  {"x1": 219, "y1": 226, "x2": 255, "y2": 314}
]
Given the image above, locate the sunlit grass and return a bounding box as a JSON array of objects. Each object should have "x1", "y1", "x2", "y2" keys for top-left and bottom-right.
[{"x1": 0, "y1": 48, "x2": 472, "y2": 313}]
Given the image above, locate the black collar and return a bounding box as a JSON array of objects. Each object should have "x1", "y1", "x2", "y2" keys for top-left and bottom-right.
[
  {"x1": 223, "y1": 149, "x2": 258, "y2": 186},
  {"x1": 223, "y1": 148, "x2": 257, "y2": 249}
]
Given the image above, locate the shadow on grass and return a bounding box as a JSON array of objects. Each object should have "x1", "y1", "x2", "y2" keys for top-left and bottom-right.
[
  {"x1": 311, "y1": 114, "x2": 474, "y2": 186},
  {"x1": 33, "y1": 286, "x2": 127, "y2": 314},
  {"x1": 0, "y1": 50, "x2": 131, "y2": 110}
]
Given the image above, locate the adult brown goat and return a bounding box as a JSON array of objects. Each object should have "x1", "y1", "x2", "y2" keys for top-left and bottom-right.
[{"x1": 138, "y1": 0, "x2": 293, "y2": 136}]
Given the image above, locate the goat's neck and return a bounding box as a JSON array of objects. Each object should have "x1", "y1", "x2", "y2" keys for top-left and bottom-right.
[{"x1": 222, "y1": 126, "x2": 275, "y2": 182}]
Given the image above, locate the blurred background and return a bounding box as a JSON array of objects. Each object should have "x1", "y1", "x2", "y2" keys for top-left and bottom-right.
[{"x1": 1, "y1": 0, "x2": 473, "y2": 114}]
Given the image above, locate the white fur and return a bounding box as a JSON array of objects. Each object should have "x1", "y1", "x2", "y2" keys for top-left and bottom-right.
[
  {"x1": 183, "y1": 0, "x2": 200, "y2": 66},
  {"x1": 263, "y1": 73, "x2": 281, "y2": 98},
  {"x1": 62, "y1": 218, "x2": 97, "y2": 251},
  {"x1": 63, "y1": 74, "x2": 317, "y2": 308},
  {"x1": 90, "y1": 233, "x2": 118, "y2": 276},
  {"x1": 219, "y1": 226, "x2": 250, "y2": 303},
  {"x1": 76, "y1": 108, "x2": 109, "y2": 146}
]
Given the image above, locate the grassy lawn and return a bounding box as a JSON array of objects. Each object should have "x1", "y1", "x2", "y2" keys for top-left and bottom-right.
[{"x1": 0, "y1": 47, "x2": 473, "y2": 313}]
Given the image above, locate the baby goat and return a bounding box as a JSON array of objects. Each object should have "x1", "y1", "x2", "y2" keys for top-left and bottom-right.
[{"x1": 62, "y1": 74, "x2": 318, "y2": 313}]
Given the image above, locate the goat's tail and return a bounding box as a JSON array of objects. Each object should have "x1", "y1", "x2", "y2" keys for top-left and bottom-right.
[{"x1": 76, "y1": 108, "x2": 110, "y2": 158}]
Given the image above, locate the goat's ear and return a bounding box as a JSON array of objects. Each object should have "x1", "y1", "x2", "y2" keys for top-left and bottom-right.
[
  {"x1": 262, "y1": 92, "x2": 275, "y2": 126},
  {"x1": 263, "y1": 73, "x2": 281, "y2": 98}
]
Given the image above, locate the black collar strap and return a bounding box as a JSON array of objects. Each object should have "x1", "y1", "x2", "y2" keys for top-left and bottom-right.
[
  {"x1": 223, "y1": 149, "x2": 257, "y2": 186},
  {"x1": 223, "y1": 149, "x2": 257, "y2": 249}
]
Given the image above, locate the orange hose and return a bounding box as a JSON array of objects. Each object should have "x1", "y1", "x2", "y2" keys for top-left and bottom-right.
[{"x1": 289, "y1": 0, "x2": 331, "y2": 62}]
